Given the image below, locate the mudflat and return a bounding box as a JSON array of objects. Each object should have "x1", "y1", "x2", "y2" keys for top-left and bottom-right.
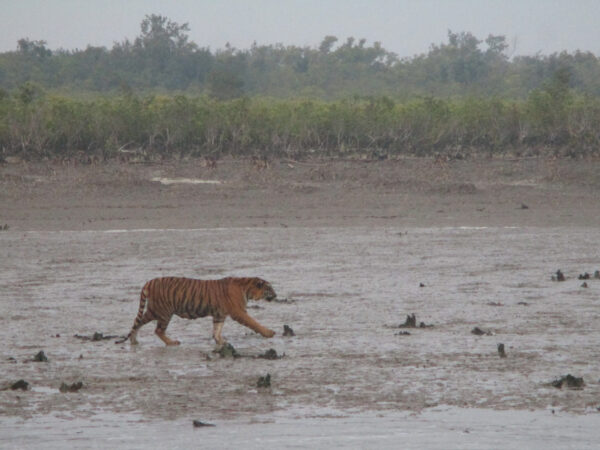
[{"x1": 1, "y1": 157, "x2": 599, "y2": 449}]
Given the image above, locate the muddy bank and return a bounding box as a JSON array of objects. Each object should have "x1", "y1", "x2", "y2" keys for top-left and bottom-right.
[{"x1": 2, "y1": 157, "x2": 600, "y2": 230}]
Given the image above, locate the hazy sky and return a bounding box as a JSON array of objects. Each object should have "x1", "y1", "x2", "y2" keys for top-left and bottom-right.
[{"x1": 1, "y1": 0, "x2": 599, "y2": 57}]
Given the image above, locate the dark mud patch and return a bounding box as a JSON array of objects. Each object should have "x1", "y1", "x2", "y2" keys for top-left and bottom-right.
[
  {"x1": 217, "y1": 343, "x2": 240, "y2": 358},
  {"x1": 257, "y1": 349, "x2": 283, "y2": 360},
  {"x1": 486, "y1": 301, "x2": 503, "y2": 307},
  {"x1": 21, "y1": 351, "x2": 49, "y2": 363},
  {"x1": 32, "y1": 350, "x2": 48, "y2": 362},
  {"x1": 497, "y1": 343, "x2": 507, "y2": 358},
  {"x1": 213, "y1": 344, "x2": 282, "y2": 360},
  {"x1": 59, "y1": 381, "x2": 83, "y2": 393},
  {"x1": 3, "y1": 380, "x2": 29, "y2": 391},
  {"x1": 552, "y1": 270, "x2": 565, "y2": 281},
  {"x1": 551, "y1": 375, "x2": 585, "y2": 390},
  {"x1": 273, "y1": 297, "x2": 297, "y2": 304},
  {"x1": 390, "y1": 314, "x2": 434, "y2": 329},
  {"x1": 257, "y1": 374, "x2": 271, "y2": 388},
  {"x1": 74, "y1": 332, "x2": 120, "y2": 341},
  {"x1": 193, "y1": 420, "x2": 215, "y2": 428},
  {"x1": 283, "y1": 325, "x2": 295, "y2": 336},
  {"x1": 471, "y1": 327, "x2": 493, "y2": 336}
]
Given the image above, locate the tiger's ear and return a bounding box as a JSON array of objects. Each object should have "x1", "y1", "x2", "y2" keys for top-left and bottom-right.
[{"x1": 256, "y1": 279, "x2": 265, "y2": 288}]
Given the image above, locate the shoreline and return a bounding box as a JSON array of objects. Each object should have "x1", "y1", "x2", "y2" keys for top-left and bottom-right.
[{"x1": 2, "y1": 157, "x2": 600, "y2": 231}]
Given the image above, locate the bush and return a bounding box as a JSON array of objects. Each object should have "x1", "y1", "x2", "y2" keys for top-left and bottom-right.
[{"x1": 1, "y1": 89, "x2": 599, "y2": 160}]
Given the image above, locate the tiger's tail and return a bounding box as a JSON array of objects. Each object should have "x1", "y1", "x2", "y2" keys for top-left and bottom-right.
[{"x1": 115, "y1": 286, "x2": 149, "y2": 344}]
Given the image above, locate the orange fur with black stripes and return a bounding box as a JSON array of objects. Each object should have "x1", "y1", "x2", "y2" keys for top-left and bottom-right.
[{"x1": 116, "y1": 277, "x2": 276, "y2": 348}]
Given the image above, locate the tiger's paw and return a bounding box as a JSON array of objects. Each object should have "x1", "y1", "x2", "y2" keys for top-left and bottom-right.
[
  {"x1": 264, "y1": 329, "x2": 275, "y2": 338},
  {"x1": 166, "y1": 340, "x2": 181, "y2": 346}
]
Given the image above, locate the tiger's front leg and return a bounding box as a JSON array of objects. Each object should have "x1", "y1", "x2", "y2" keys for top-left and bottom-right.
[
  {"x1": 231, "y1": 311, "x2": 275, "y2": 338},
  {"x1": 212, "y1": 318, "x2": 227, "y2": 351}
]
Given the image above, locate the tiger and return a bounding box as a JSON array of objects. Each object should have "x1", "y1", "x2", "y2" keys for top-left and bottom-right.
[{"x1": 115, "y1": 276, "x2": 277, "y2": 348}]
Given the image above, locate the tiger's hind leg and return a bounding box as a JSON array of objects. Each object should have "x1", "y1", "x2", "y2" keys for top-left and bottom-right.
[
  {"x1": 155, "y1": 317, "x2": 180, "y2": 346},
  {"x1": 129, "y1": 310, "x2": 156, "y2": 345}
]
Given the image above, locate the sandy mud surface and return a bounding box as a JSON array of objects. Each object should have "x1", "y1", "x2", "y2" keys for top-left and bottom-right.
[
  {"x1": 1, "y1": 157, "x2": 599, "y2": 447},
  {"x1": 2, "y1": 157, "x2": 600, "y2": 230}
]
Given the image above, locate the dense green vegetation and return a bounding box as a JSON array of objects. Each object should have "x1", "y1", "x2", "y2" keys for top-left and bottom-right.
[
  {"x1": 2, "y1": 76, "x2": 599, "y2": 159},
  {"x1": 1, "y1": 15, "x2": 599, "y2": 160}
]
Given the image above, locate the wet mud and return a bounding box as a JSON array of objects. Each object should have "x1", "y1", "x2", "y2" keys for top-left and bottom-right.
[
  {"x1": 1, "y1": 226, "x2": 600, "y2": 447},
  {"x1": 2, "y1": 226, "x2": 600, "y2": 415}
]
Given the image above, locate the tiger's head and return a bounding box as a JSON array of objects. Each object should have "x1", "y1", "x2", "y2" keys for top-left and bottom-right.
[{"x1": 246, "y1": 277, "x2": 277, "y2": 302}]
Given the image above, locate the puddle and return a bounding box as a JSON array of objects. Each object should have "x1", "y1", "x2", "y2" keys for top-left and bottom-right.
[
  {"x1": 151, "y1": 177, "x2": 223, "y2": 185},
  {"x1": 30, "y1": 386, "x2": 59, "y2": 395}
]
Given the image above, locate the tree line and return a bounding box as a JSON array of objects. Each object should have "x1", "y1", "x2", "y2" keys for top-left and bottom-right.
[
  {"x1": 1, "y1": 14, "x2": 600, "y2": 99},
  {"x1": 2, "y1": 71, "x2": 599, "y2": 160}
]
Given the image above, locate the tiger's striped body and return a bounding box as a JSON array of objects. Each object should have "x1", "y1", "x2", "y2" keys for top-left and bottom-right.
[{"x1": 116, "y1": 276, "x2": 277, "y2": 348}]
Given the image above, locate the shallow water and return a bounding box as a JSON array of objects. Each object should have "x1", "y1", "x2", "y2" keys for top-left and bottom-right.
[
  {"x1": 2, "y1": 407, "x2": 599, "y2": 450},
  {"x1": 1, "y1": 226, "x2": 599, "y2": 446}
]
